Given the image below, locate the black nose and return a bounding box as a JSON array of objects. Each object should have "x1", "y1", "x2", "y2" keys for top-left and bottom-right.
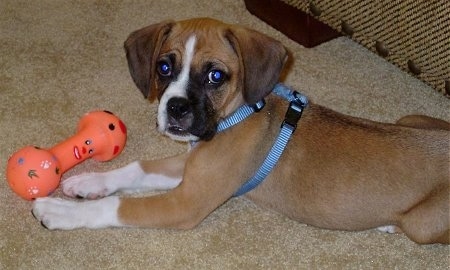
[{"x1": 167, "y1": 97, "x2": 191, "y2": 120}]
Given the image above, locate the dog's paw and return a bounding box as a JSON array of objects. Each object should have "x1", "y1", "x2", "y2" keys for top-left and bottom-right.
[
  {"x1": 377, "y1": 225, "x2": 402, "y2": 234},
  {"x1": 32, "y1": 197, "x2": 80, "y2": 230},
  {"x1": 62, "y1": 172, "x2": 117, "y2": 199},
  {"x1": 32, "y1": 197, "x2": 121, "y2": 230}
]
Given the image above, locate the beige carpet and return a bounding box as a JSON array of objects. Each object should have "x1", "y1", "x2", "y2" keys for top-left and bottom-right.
[{"x1": 1, "y1": 1, "x2": 449, "y2": 269}]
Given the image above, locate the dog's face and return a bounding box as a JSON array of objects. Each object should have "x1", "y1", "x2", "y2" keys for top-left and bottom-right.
[{"x1": 124, "y1": 18, "x2": 287, "y2": 141}]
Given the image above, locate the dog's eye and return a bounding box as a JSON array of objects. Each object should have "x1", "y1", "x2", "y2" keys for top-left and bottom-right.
[
  {"x1": 157, "y1": 61, "x2": 172, "y2": 76},
  {"x1": 208, "y1": 70, "x2": 224, "y2": 84}
]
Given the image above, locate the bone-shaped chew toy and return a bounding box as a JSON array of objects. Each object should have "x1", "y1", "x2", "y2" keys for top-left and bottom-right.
[{"x1": 6, "y1": 110, "x2": 127, "y2": 200}]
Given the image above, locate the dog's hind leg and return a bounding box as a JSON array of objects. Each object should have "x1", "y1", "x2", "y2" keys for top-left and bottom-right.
[{"x1": 398, "y1": 184, "x2": 449, "y2": 244}]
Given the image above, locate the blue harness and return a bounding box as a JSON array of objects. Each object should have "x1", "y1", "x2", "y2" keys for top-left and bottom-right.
[{"x1": 217, "y1": 83, "x2": 308, "y2": 196}]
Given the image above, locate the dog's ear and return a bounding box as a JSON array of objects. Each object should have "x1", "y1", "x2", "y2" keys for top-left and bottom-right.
[
  {"x1": 124, "y1": 21, "x2": 174, "y2": 101},
  {"x1": 226, "y1": 27, "x2": 288, "y2": 104}
]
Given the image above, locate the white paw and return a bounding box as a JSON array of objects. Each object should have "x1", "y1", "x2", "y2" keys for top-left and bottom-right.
[
  {"x1": 32, "y1": 197, "x2": 121, "y2": 230},
  {"x1": 62, "y1": 172, "x2": 117, "y2": 199},
  {"x1": 377, "y1": 225, "x2": 401, "y2": 234}
]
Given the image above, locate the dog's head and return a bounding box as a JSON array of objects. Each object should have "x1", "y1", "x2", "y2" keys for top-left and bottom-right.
[{"x1": 124, "y1": 18, "x2": 287, "y2": 141}]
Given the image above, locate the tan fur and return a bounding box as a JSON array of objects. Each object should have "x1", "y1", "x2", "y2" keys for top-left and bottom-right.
[
  {"x1": 120, "y1": 18, "x2": 449, "y2": 244},
  {"x1": 139, "y1": 153, "x2": 187, "y2": 179}
]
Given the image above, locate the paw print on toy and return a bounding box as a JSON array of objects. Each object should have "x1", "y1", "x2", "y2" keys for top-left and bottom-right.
[
  {"x1": 40, "y1": 160, "x2": 52, "y2": 170},
  {"x1": 28, "y1": 186, "x2": 40, "y2": 196}
]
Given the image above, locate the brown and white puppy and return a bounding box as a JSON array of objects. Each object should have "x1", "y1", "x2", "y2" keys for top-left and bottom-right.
[{"x1": 32, "y1": 18, "x2": 449, "y2": 244}]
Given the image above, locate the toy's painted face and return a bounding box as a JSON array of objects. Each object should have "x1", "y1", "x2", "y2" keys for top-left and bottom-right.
[
  {"x1": 74, "y1": 110, "x2": 127, "y2": 162},
  {"x1": 73, "y1": 139, "x2": 94, "y2": 160},
  {"x1": 74, "y1": 114, "x2": 127, "y2": 161}
]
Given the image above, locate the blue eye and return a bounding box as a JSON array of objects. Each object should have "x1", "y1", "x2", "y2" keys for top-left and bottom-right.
[
  {"x1": 208, "y1": 70, "x2": 224, "y2": 84},
  {"x1": 157, "y1": 61, "x2": 171, "y2": 76}
]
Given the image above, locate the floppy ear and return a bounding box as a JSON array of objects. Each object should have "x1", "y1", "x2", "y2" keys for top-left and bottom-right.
[
  {"x1": 226, "y1": 27, "x2": 288, "y2": 104},
  {"x1": 124, "y1": 21, "x2": 174, "y2": 101}
]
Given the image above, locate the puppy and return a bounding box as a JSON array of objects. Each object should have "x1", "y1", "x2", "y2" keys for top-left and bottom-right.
[{"x1": 32, "y1": 18, "x2": 449, "y2": 244}]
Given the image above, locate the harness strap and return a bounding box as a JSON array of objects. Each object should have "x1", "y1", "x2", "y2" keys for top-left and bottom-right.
[
  {"x1": 233, "y1": 119, "x2": 295, "y2": 196},
  {"x1": 216, "y1": 83, "x2": 308, "y2": 196},
  {"x1": 217, "y1": 100, "x2": 265, "y2": 132}
]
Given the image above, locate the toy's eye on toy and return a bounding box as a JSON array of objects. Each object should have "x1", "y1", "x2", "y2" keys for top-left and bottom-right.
[{"x1": 85, "y1": 140, "x2": 92, "y2": 145}]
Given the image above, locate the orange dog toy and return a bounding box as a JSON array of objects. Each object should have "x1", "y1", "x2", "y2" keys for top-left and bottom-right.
[{"x1": 6, "y1": 110, "x2": 127, "y2": 200}]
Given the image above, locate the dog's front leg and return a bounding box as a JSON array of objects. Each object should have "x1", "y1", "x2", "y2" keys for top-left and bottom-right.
[
  {"x1": 62, "y1": 153, "x2": 187, "y2": 199},
  {"x1": 115, "y1": 145, "x2": 252, "y2": 230},
  {"x1": 33, "y1": 143, "x2": 244, "y2": 230},
  {"x1": 32, "y1": 153, "x2": 187, "y2": 230}
]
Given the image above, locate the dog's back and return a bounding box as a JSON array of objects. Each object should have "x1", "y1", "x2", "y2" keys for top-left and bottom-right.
[{"x1": 247, "y1": 101, "x2": 449, "y2": 244}]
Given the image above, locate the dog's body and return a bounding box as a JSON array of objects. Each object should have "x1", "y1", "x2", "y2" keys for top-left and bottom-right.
[{"x1": 32, "y1": 18, "x2": 449, "y2": 244}]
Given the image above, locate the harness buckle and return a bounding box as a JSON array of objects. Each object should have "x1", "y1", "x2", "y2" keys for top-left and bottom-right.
[
  {"x1": 251, "y1": 99, "x2": 266, "y2": 112},
  {"x1": 282, "y1": 91, "x2": 306, "y2": 131}
]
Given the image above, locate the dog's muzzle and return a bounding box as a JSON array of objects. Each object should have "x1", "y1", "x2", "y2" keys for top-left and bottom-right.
[{"x1": 166, "y1": 97, "x2": 194, "y2": 136}]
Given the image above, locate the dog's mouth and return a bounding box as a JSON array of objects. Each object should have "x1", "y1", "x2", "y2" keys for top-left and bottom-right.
[
  {"x1": 162, "y1": 118, "x2": 217, "y2": 142},
  {"x1": 162, "y1": 117, "x2": 199, "y2": 142},
  {"x1": 167, "y1": 123, "x2": 189, "y2": 136},
  {"x1": 167, "y1": 115, "x2": 191, "y2": 134}
]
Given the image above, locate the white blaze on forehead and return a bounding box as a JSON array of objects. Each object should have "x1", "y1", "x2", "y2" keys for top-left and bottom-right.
[
  {"x1": 173, "y1": 35, "x2": 196, "y2": 94},
  {"x1": 157, "y1": 35, "x2": 197, "y2": 139}
]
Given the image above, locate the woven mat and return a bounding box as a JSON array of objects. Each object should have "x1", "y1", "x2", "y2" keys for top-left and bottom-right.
[{"x1": 283, "y1": 0, "x2": 450, "y2": 95}]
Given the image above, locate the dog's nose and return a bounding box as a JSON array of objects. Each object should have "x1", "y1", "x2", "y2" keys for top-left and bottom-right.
[{"x1": 167, "y1": 97, "x2": 192, "y2": 120}]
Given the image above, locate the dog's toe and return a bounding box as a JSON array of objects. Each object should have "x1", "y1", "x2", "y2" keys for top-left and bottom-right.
[{"x1": 40, "y1": 220, "x2": 49, "y2": 229}]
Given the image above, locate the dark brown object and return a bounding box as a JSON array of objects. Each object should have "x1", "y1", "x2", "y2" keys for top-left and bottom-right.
[
  {"x1": 309, "y1": 2, "x2": 322, "y2": 16},
  {"x1": 341, "y1": 20, "x2": 354, "y2": 36},
  {"x1": 407, "y1": 60, "x2": 422, "y2": 75},
  {"x1": 375, "y1": 41, "x2": 389, "y2": 57},
  {"x1": 244, "y1": 0, "x2": 340, "y2": 48}
]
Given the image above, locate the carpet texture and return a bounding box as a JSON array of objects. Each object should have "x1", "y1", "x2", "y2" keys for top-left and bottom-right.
[{"x1": 0, "y1": 1, "x2": 448, "y2": 269}]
